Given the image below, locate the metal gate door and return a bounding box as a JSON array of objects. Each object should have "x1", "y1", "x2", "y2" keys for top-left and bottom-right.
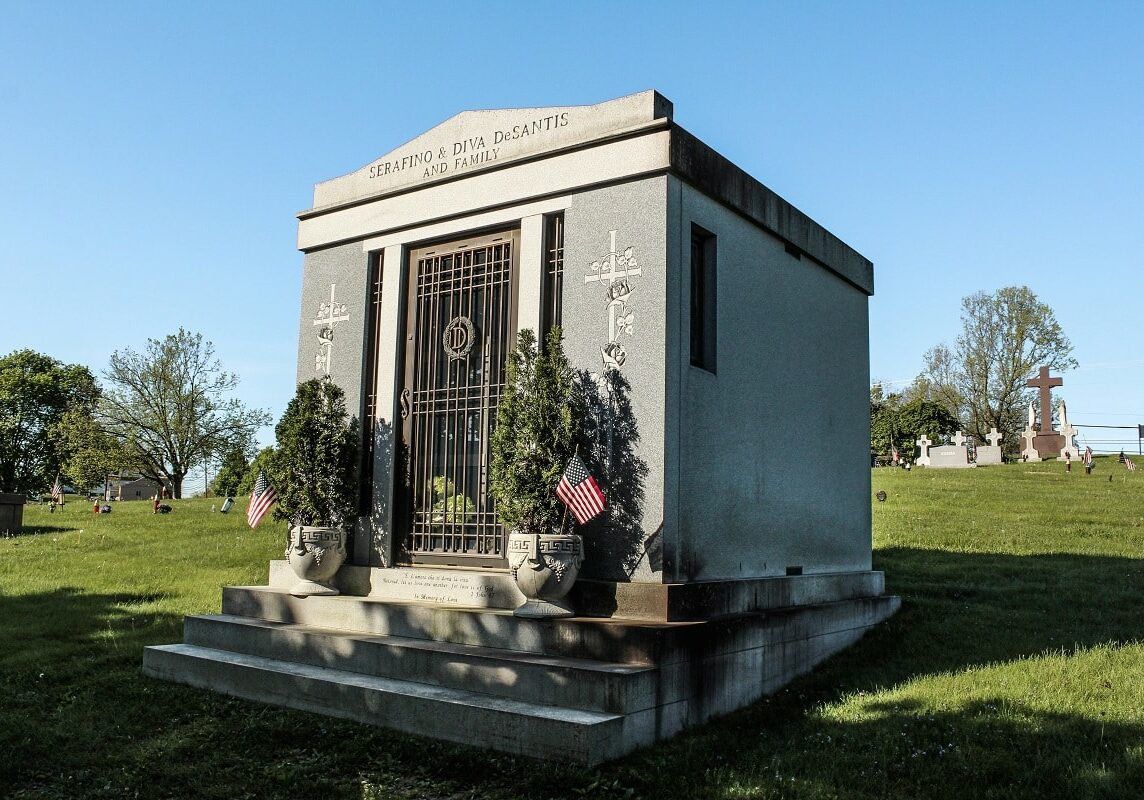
[{"x1": 400, "y1": 229, "x2": 518, "y2": 566}]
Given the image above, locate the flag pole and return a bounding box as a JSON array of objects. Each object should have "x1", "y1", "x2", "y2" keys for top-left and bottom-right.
[{"x1": 559, "y1": 445, "x2": 578, "y2": 535}]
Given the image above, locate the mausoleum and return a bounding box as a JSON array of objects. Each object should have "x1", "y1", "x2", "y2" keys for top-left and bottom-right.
[{"x1": 145, "y1": 91, "x2": 899, "y2": 764}]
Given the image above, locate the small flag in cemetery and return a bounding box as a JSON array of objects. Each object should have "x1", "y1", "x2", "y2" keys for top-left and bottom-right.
[
  {"x1": 50, "y1": 474, "x2": 62, "y2": 501},
  {"x1": 1127, "y1": 458, "x2": 1137, "y2": 472},
  {"x1": 247, "y1": 470, "x2": 277, "y2": 528},
  {"x1": 892, "y1": 446, "x2": 900, "y2": 464},
  {"x1": 1083, "y1": 446, "x2": 1093, "y2": 466},
  {"x1": 556, "y1": 453, "x2": 606, "y2": 524}
]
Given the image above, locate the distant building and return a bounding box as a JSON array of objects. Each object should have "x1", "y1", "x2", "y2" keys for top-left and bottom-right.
[{"x1": 104, "y1": 475, "x2": 165, "y2": 501}]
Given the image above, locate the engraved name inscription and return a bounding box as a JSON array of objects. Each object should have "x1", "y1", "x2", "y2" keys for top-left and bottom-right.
[{"x1": 368, "y1": 112, "x2": 570, "y2": 182}]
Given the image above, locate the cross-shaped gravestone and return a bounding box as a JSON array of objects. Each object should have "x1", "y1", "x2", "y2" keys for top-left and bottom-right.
[
  {"x1": 1026, "y1": 366, "x2": 1063, "y2": 432},
  {"x1": 952, "y1": 431, "x2": 967, "y2": 448},
  {"x1": 987, "y1": 428, "x2": 1002, "y2": 447},
  {"x1": 915, "y1": 435, "x2": 932, "y2": 466}
]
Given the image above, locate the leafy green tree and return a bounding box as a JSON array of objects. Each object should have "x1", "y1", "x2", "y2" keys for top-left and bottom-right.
[
  {"x1": 0, "y1": 349, "x2": 99, "y2": 493},
  {"x1": 210, "y1": 445, "x2": 251, "y2": 498},
  {"x1": 871, "y1": 388, "x2": 959, "y2": 459},
  {"x1": 870, "y1": 385, "x2": 902, "y2": 457},
  {"x1": 98, "y1": 329, "x2": 270, "y2": 499},
  {"x1": 272, "y1": 380, "x2": 358, "y2": 528},
  {"x1": 239, "y1": 447, "x2": 277, "y2": 496},
  {"x1": 54, "y1": 405, "x2": 132, "y2": 492},
  {"x1": 920, "y1": 286, "x2": 1075, "y2": 453},
  {"x1": 490, "y1": 327, "x2": 585, "y2": 535},
  {"x1": 897, "y1": 398, "x2": 961, "y2": 455}
]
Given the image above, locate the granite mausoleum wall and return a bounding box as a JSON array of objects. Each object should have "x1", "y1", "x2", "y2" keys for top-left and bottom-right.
[
  {"x1": 666, "y1": 180, "x2": 872, "y2": 580},
  {"x1": 562, "y1": 177, "x2": 667, "y2": 583}
]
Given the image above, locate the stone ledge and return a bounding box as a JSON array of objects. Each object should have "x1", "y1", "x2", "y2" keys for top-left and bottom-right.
[
  {"x1": 270, "y1": 562, "x2": 887, "y2": 622},
  {"x1": 223, "y1": 585, "x2": 898, "y2": 666},
  {"x1": 571, "y1": 570, "x2": 886, "y2": 621},
  {"x1": 269, "y1": 560, "x2": 522, "y2": 610}
]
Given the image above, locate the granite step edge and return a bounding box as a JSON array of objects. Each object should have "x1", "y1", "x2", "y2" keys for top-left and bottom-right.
[
  {"x1": 142, "y1": 643, "x2": 631, "y2": 765},
  {"x1": 181, "y1": 613, "x2": 661, "y2": 714}
]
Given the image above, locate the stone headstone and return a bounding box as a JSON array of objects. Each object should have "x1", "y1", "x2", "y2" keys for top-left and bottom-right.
[
  {"x1": 0, "y1": 493, "x2": 26, "y2": 535},
  {"x1": 1021, "y1": 426, "x2": 1041, "y2": 462},
  {"x1": 929, "y1": 445, "x2": 973, "y2": 468},
  {"x1": 976, "y1": 428, "x2": 1003, "y2": 465},
  {"x1": 915, "y1": 435, "x2": 932, "y2": 466},
  {"x1": 928, "y1": 433, "x2": 973, "y2": 468},
  {"x1": 1056, "y1": 401, "x2": 1081, "y2": 461},
  {"x1": 1057, "y1": 424, "x2": 1080, "y2": 461}
]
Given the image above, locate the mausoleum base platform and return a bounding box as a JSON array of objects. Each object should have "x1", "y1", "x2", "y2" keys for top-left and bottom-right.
[{"x1": 143, "y1": 575, "x2": 899, "y2": 765}]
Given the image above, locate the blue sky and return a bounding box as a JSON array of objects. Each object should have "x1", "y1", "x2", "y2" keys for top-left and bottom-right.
[{"x1": 3, "y1": 1, "x2": 1143, "y2": 480}]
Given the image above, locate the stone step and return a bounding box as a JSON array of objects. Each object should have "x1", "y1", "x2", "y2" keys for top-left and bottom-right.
[
  {"x1": 182, "y1": 614, "x2": 659, "y2": 715},
  {"x1": 141, "y1": 643, "x2": 656, "y2": 765},
  {"x1": 222, "y1": 585, "x2": 692, "y2": 664},
  {"x1": 222, "y1": 585, "x2": 897, "y2": 666}
]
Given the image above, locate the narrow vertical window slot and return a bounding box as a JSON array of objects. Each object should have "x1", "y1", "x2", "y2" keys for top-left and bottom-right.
[
  {"x1": 690, "y1": 224, "x2": 717, "y2": 373},
  {"x1": 541, "y1": 212, "x2": 565, "y2": 340}
]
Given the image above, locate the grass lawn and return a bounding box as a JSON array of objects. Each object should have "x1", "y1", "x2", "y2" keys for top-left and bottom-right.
[{"x1": 2, "y1": 458, "x2": 1142, "y2": 799}]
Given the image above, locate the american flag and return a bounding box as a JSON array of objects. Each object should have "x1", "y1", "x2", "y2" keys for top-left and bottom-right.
[
  {"x1": 247, "y1": 470, "x2": 277, "y2": 528},
  {"x1": 1127, "y1": 458, "x2": 1137, "y2": 473},
  {"x1": 891, "y1": 446, "x2": 900, "y2": 464},
  {"x1": 50, "y1": 474, "x2": 62, "y2": 501},
  {"x1": 1083, "y1": 446, "x2": 1093, "y2": 466},
  {"x1": 556, "y1": 454, "x2": 605, "y2": 525}
]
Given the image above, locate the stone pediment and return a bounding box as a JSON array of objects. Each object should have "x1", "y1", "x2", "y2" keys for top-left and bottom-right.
[{"x1": 312, "y1": 90, "x2": 672, "y2": 209}]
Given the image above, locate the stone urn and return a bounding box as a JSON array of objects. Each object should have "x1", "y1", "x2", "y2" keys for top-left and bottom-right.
[
  {"x1": 285, "y1": 525, "x2": 347, "y2": 596},
  {"x1": 506, "y1": 531, "x2": 584, "y2": 618}
]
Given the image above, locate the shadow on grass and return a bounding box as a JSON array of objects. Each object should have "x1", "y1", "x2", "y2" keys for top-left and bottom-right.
[
  {"x1": 2, "y1": 547, "x2": 1142, "y2": 799},
  {"x1": 869, "y1": 547, "x2": 1144, "y2": 679},
  {"x1": 4, "y1": 524, "x2": 75, "y2": 537},
  {"x1": 0, "y1": 587, "x2": 191, "y2": 796},
  {"x1": 554, "y1": 546, "x2": 1144, "y2": 799},
  {"x1": 593, "y1": 693, "x2": 1144, "y2": 800}
]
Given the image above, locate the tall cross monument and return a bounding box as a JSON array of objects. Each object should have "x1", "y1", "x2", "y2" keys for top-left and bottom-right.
[
  {"x1": 1026, "y1": 366, "x2": 1065, "y2": 456},
  {"x1": 1026, "y1": 366, "x2": 1062, "y2": 433}
]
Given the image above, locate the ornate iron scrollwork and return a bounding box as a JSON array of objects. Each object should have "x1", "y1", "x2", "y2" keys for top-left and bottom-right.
[{"x1": 399, "y1": 387, "x2": 411, "y2": 419}]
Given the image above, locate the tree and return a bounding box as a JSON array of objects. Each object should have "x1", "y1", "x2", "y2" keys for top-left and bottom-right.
[
  {"x1": 919, "y1": 286, "x2": 1075, "y2": 454},
  {"x1": 272, "y1": 379, "x2": 358, "y2": 528},
  {"x1": 210, "y1": 445, "x2": 251, "y2": 498},
  {"x1": 239, "y1": 447, "x2": 278, "y2": 495},
  {"x1": 897, "y1": 397, "x2": 961, "y2": 454},
  {"x1": 98, "y1": 329, "x2": 270, "y2": 499},
  {"x1": 489, "y1": 327, "x2": 585, "y2": 535},
  {"x1": 870, "y1": 388, "x2": 959, "y2": 459},
  {"x1": 0, "y1": 349, "x2": 99, "y2": 493},
  {"x1": 54, "y1": 405, "x2": 132, "y2": 491}
]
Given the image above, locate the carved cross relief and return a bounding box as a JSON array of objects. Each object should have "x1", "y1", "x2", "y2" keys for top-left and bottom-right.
[
  {"x1": 585, "y1": 229, "x2": 640, "y2": 371},
  {"x1": 313, "y1": 283, "x2": 350, "y2": 376}
]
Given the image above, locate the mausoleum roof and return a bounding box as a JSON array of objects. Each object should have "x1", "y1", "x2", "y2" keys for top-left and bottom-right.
[{"x1": 299, "y1": 90, "x2": 872, "y2": 295}]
